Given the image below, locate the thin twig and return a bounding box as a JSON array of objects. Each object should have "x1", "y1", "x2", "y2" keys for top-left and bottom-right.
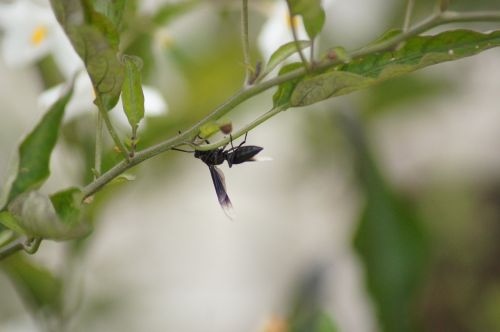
[
  {"x1": 94, "y1": 95, "x2": 130, "y2": 162},
  {"x1": 241, "y1": 0, "x2": 252, "y2": 84},
  {"x1": 94, "y1": 111, "x2": 103, "y2": 178},
  {"x1": 403, "y1": 0, "x2": 415, "y2": 32},
  {"x1": 285, "y1": 0, "x2": 309, "y2": 70}
]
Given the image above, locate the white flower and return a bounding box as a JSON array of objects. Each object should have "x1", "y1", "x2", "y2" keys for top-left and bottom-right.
[
  {"x1": 0, "y1": 0, "x2": 82, "y2": 78},
  {"x1": 38, "y1": 71, "x2": 168, "y2": 128},
  {"x1": 257, "y1": 0, "x2": 335, "y2": 63}
]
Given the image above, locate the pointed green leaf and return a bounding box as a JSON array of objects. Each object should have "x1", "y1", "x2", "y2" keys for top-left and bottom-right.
[
  {"x1": 288, "y1": 0, "x2": 325, "y2": 39},
  {"x1": 263, "y1": 40, "x2": 311, "y2": 77},
  {"x1": 0, "y1": 211, "x2": 26, "y2": 235},
  {"x1": 6, "y1": 85, "x2": 73, "y2": 204},
  {"x1": 1, "y1": 256, "x2": 63, "y2": 314},
  {"x1": 7, "y1": 189, "x2": 90, "y2": 241},
  {"x1": 339, "y1": 114, "x2": 427, "y2": 332},
  {"x1": 290, "y1": 29, "x2": 500, "y2": 106},
  {"x1": 121, "y1": 55, "x2": 145, "y2": 133}
]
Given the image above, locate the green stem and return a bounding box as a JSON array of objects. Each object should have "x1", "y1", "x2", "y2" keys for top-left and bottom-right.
[
  {"x1": 0, "y1": 239, "x2": 23, "y2": 260},
  {"x1": 81, "y1": 10, "x2": 500, "y2": 199},
  {"x1": 241, "y1": 0, "x2": 252, "y2": 84},
  {"x1": 94, "y1": 95, "x2": 130, "y2": 162},
  {"x1": 94, "y1": 111, "x2": 103, "y2": 178},
  {"x1": 285, "y1": 0, "x2": 309, "y2": 70},
  {"x1": 403, "y1": 0, "x2": 415, "y2": 31}
]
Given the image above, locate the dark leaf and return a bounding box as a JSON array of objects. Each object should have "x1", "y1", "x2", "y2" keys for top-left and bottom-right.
[
  {"x1": 1, "y1": 255, "x2": 63, "y2": 314},
  {"x1": 339, "y1": 113, "x2": 428, "y2": 332}
]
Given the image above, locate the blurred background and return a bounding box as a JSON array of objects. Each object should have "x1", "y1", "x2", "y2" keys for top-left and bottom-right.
[{"x1": 1, "y1": 0, "x2": 500, "y2": 331}]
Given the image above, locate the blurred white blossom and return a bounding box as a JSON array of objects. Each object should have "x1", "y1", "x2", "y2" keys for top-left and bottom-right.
[
  {"x1": 0, "y1": 0, "x2": 82, "y2": 77},
  {"x1": 0, "y1": 0, "x2": 168, "y2": 127}
]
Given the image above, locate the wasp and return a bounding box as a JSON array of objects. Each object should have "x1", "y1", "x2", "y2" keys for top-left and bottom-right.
[{"x1": 174, "y1": 133, "x2": 264, "y2": 218}]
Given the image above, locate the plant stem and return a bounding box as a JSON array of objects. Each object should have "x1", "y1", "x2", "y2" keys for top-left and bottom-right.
[
  {"x1": 94, "y1": 111, "x2": 103, "y2": 178},
  {"x1": 94, "y1": 95, "x2": 130, "y2": 162},
  {"x1": 241, "y1": 0, "x2": 252, "y2": 84},
  {"x1": 0, "y1": 239, "x2": 23, "y2": 260},
  {"x1": 81, "y1": 10, "x2": 500, "y2": 199},
  {"x1": 403, "y1": 0, "x2": 415, "y2": 32},
  {"x1": 285, "y1": 0, "x2": 309, "y2": 70}
]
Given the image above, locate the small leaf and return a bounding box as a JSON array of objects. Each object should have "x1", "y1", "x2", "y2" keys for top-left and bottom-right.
[
  {"x1": 290, "y1": 29, "x2": 500, "y2": 107},
  {"x1": 121, "y1": 55, "x2": 145, "y2": 133},
  {"x1": 0, "y1": 211, "x2": 26, "y2": 235},
  {"x1": 6, "y1": 84, "x2": 73, "y2": 204},
  {"x1": 272, "y1": 62, "x2": 303, "y2": 109},
  {"x1": 288, "y1": 0, "x2": 325, "y2": 39},
  {"x1": 326, "y1": 46, "x2": 351, "y2": 63},
  {"x1": 1, "y1": 255, "x2": 63, "y2": 314},
  {"x1": 263, "y1": 40, "x2": 311, "y2": 77},
  {"x1": 110, "y1": 173, "x2": 136, "y2": 185},
  {"x1": 8, "y1": 189, "x2": 90, "y2": 241},
  {"x1": 199, "y1": 122, "x2": 221, "y2": 139}
]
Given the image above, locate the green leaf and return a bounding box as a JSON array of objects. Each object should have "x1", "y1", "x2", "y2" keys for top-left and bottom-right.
[
  {"x1": 338, "y1": 114, "x2": 427, "y2": 332},
  {"x1": 290, "y1": 29, "x2": 500, "y2": 107},
  {"x1": 6, "y1": 85, "x2": 73, "y2": 204},
  {"x1": 109, "y1": 173, "x2": 136, "y2": 185},
  {"x1": 288, "y1": 0, "x2": 325, "y2": 39},
  {"x1": 1, "y1": 255, "x2": 63, "y2": 314},
  {"x1": 263, "y1": 40, "x2": 311, "y2": 77},
  {"x1": 7, "y1": 189, "x2": 90, "y2": 241},
  {"x1": 121, "y1": 55, "x2": 145, "y2": 133},
  {"x1": 50, "y1": 188, "x2": 85, "y2": 227},
  {"x1": 0, "y1": 211, "x2": 26, "y2": 235},
  {"x1": 67, "y1": 25, "x2": 124, "y2": 109},
  {"x1": 50, "y1": 0, "x2": 125, "y2": 110},
  {"x1": 272, "y1": 62, "x2": 303, "y2": 109}
]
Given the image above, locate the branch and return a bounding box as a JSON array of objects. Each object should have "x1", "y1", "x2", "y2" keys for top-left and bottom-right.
[{"x1": 81, "y1": 10, "x2": 500, "y2": 199}]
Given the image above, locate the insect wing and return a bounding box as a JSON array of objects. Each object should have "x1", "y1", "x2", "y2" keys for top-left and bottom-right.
[
  {"x1": 208, "y1": 166, "x2": 235, "y2": 219},
  {"x1": 227, "y1": 146, "x2": 263, "y2": 166}
]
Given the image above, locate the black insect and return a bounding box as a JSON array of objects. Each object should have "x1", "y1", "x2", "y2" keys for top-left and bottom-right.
[{"x1": 174, "y1": 134, "x2": 263, "y2": 218}]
